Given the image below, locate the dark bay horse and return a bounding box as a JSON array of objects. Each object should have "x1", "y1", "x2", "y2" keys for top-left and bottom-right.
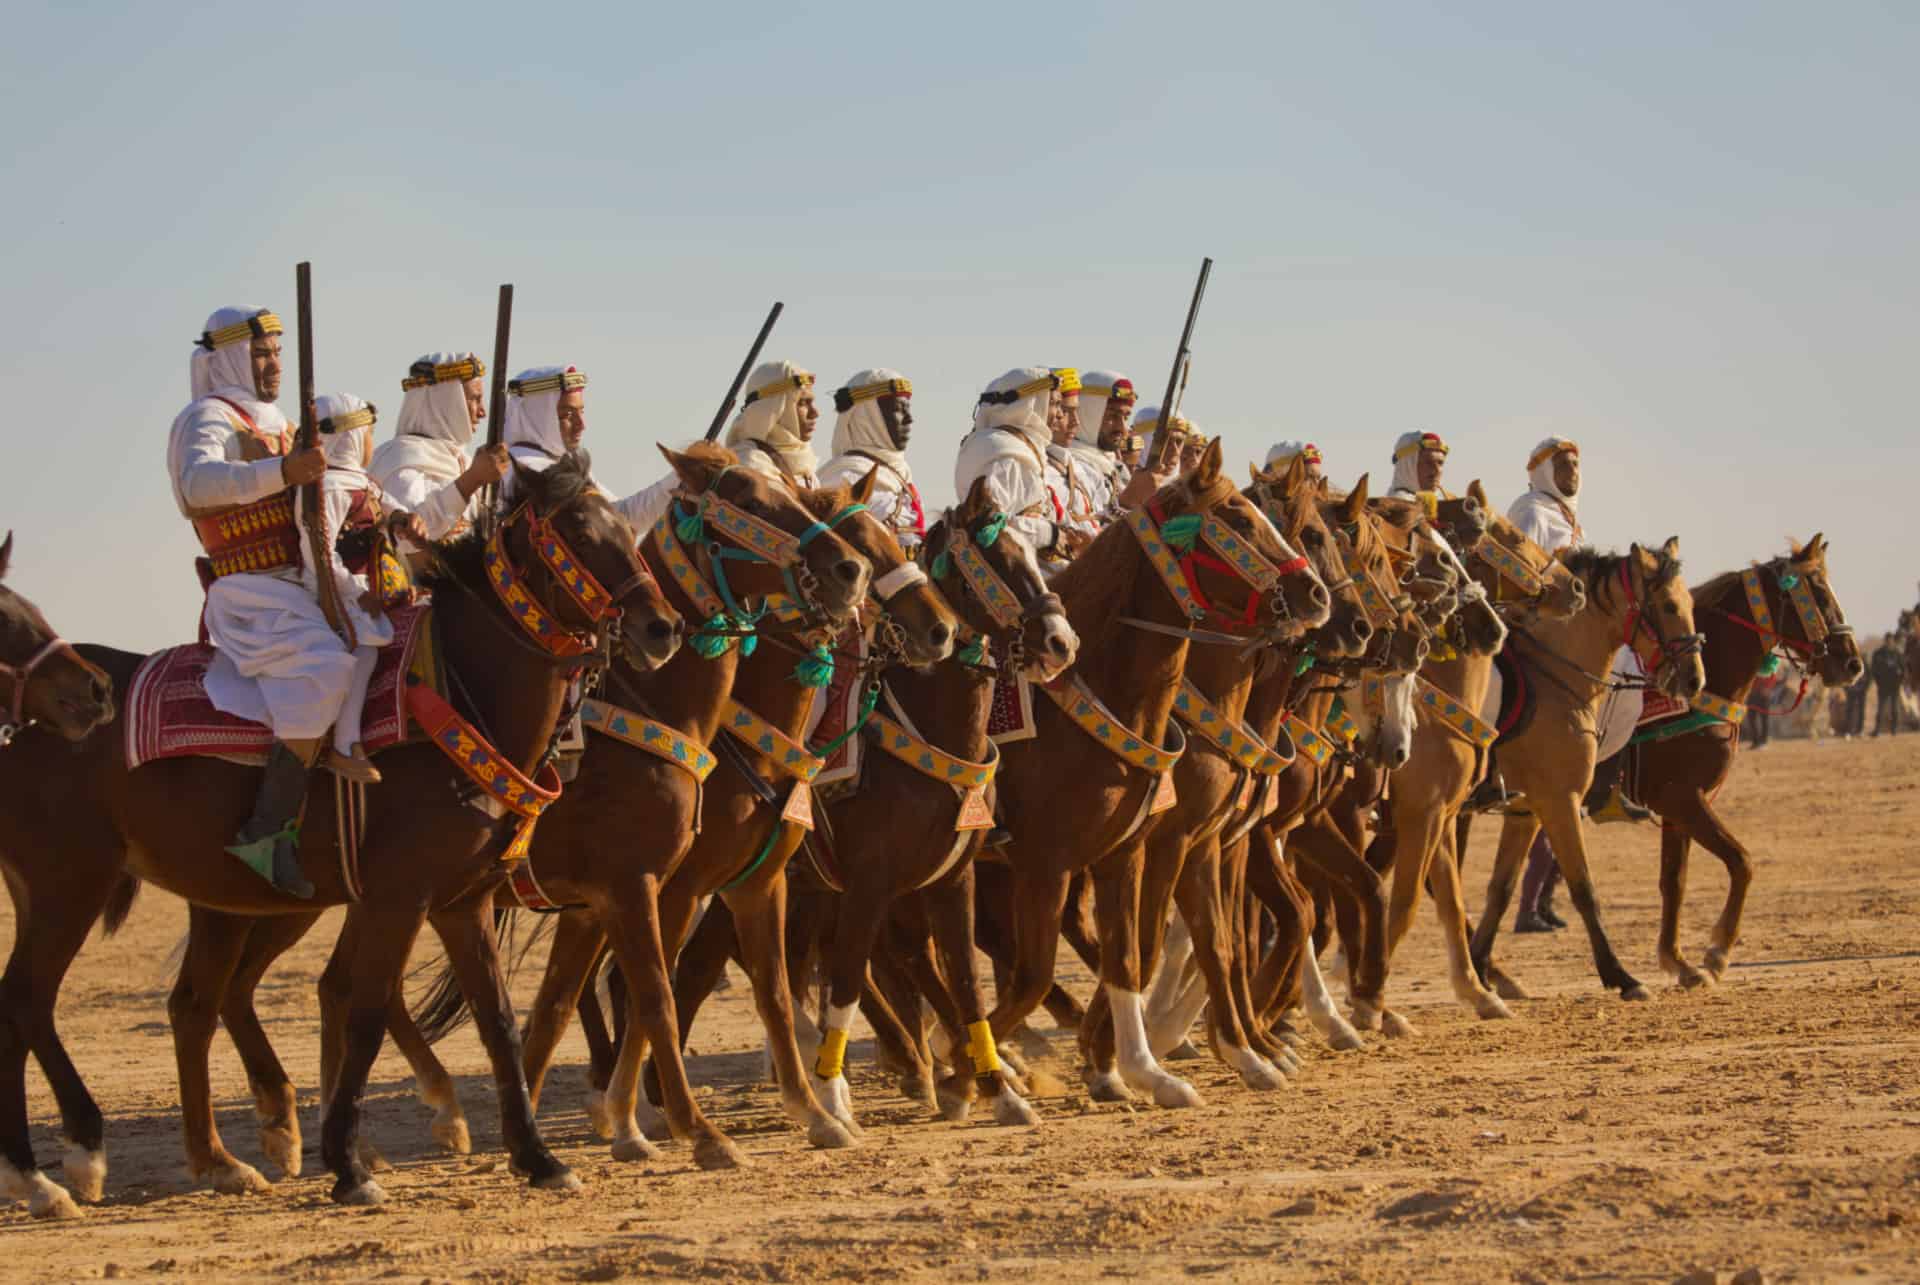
[
  {"x1": 0, "y1": 457, "x2": 684, "y2": 1211},
  {"x1": 1628, "y1": 536, "x2": 1861, "y2": 986},
  {"x1": 0, "y1": 532, "x2": 116, "y2": 1219}
]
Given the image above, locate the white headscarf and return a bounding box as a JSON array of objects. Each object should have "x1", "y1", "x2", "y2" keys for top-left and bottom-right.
[
  {"x1": 1074, "y1": 369, "x2": 1136, "y2": 450},
  {"x1": 189, "y1": 305, "x2": 287, "y2": 428},
  {"x1": 1391, "y1": 430, "x2": 1448, "y2": 496},
  {"x1": 1265, "y1": 440, "x2": 1322, "y2": 471},
  {"x1": 828, "y1": 368, "x2": 911, "y2": 481},
  {"x1": 313, "y1": 392, "x2": 377, "y2": 473},
  {"x1": 1133, "y1": 404, "x2": 1190, "y2": 471},
  {"x1": 1526, "y1": 435, "x2": 1580, "y2": 509},
  {"x1": 726, "y1": 358, "x2": 818, "y2": 479},
  {"x1": 369, "y1": 351, "x2": 482, "y2": 487},
  {"x1": 971, "y1": 367, "x2": 1054, "y2": 452},
  {"x1": 502, "y1": 364, "x2": 586, "y2": 464}
]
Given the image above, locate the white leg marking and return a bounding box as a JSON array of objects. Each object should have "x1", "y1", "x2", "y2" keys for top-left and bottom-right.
[
  {"x1": 1108, "y1": 987, "x2": 1202, "y2": 1109},
  {"x1": 1301, "y1": 943, "x2": 1367, "y2": 1051},
  {"x1": 61, "y1": 1144, "x2": 106, "y2": 1203},
  {"x1": 1, "y1": 1161, "x2": 82, "y2": 1220}
]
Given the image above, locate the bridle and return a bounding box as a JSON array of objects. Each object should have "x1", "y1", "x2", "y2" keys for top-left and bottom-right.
[
  {"x1": 0, "y1": 634, "x2": 86, "y2": 747},
  {"x1": 1120, "y1": 497, "x2": 1312, "y2": 647},
  {"x1": 1459, "y1": 526, "x2": 1580, "y2": 612},
  {"x1": 926, "y1": 509, "x2": 1065, "y2": 675},
  {"x1": 1617, "y1": 551, "x2": 1706, "y2": 691},
  {"x1": 1712, "y1": 561, "x2": 1854, "y2": 666},
  {"x1": 483, "y1": 496, "x2": 657, "y2": 670}
]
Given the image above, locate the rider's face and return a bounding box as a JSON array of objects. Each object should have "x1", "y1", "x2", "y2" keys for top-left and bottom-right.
[
  {"x1": 557, "y1": 389, "x2": 587, "y2": 450},
  {"x1": 251, "y1": 336, "x2": 282, "y2": 401},
  {"x1": 464, "y1": 378, "x2": 485, "y2": 431},
  {"x1": 878, "y1": 395, "x2": 912, "y2": 449},
  {"x1": 1417, "y1": 448, "x2": 1445, "y2": 491},
  {"x1": 1554, "y1": 453, "x2": 1580, "y2": 497}
]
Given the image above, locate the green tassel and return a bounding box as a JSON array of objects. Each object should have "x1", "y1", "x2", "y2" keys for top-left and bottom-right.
[
  {"x1": 974, "y1": 512, "x2": 1009, "y2": 548},
  {"x1": 691, "y1": 614, "x2": 733, "y2": 660},
  {"x1": 740, "y1": 631, "x2": 758, "y2": 657},
  {"x1": 1294, "y1": 646, "x2": 1317, "y2": 677},
  {"x1": 931, "y1": 548, "x2": 952, "y2": 579},
  {"x1": 1160, "y1": 513, "x2": 1203, "y2": 551},
  {"x1": 1759, "y1": 653, "x2": 1782, "y2": 677},
  {"x1": 958, "y1": 636, "x2": 986, "y2": 667},
  {"x1": 793, "y1": 644, "x2": 836, "y2": 688},
  {"x1": 675, "y1": 502, "x2": 706, "y2": 545},
  {"x1": 1777, "y1": 572, "x2": 1799, "y2": 591}
]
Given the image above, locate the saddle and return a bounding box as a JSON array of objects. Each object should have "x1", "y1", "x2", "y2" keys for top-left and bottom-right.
[
  {"x1": 1463, "y1": 641, "x2": 1539, "y2": 813},
  {"x1": 125, "y1": 604, "x2": 434, "y2": 769}
]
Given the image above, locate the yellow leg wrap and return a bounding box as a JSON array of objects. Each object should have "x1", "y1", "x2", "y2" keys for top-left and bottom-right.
[
  {"x1": 966, "y1": 1020, "x2": 1001, "y2": 1075},
  {"x1": 814, "y1": 1027, "x2": 850, "y2": 1080}
]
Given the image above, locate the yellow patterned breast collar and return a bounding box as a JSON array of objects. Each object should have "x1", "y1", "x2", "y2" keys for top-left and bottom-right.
[
  {"x1": 1412, "y1": 675, "x2": 1496, "y2": 750},
  {"x1": 579, "y1": 698, "x2": 717, "y2": 781},
  {"x1": 719, "y1": 698, "x2": 825, "y2": 782},
  {"x1": 1283, "y1": 712, "x2": 1338, "y2": 769},
  {"x1": 1172, "y1": 680, "x2": 1293, "y2": 774},
  {"x1": 651, "y1": 512, "x2": 729, "y2": 622},
  {"x1": 866, "y1": 711, "x2": 999, "y2": 790},
  {"x1": 1037, "y1": 675, "x2": 1186, "y2": 775}
]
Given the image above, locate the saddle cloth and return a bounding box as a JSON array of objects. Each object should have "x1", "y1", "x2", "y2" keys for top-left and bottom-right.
[
  {"x1": 986, "y1": 671, "x2": 1037, "y2": 745},
  {"x1": 126, "y1": 604, "x2": 430, "y2": 769},
  {"x1": 804, "y1": 623, "x2": 866, "y2": 790}
]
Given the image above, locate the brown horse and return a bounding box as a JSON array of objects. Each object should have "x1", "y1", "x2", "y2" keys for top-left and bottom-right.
[
  {"x1": 983, "y1": 440, "x2": 1329, "y2": 1108},
  {"x1": 1628, "y1": 536, "x2": 1862, "y2": 986},
  {"x1": 0, "y1": 532, "x2": 117, "y2": 1219},
  {"x1": 160, "y1": 446, "x2": 875, "y2": 1188},
  {"x1": 0, "y1": 457, "x2": 684, "y2": 1211},
  {"x1": 1469, "y1": 539, "x2": 1707, "y2": 1001}
]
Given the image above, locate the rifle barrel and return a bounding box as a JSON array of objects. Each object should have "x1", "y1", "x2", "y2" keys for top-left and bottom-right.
[
  {"x1": 482, "y1": 284, "x2": 514, "y2": 519},
  {"x1": 1148, "y1": 257, "x2": 1212, "y2": 471},
  {"x1": 705, "y1": 301, "x2": 785, "y2": 442}
]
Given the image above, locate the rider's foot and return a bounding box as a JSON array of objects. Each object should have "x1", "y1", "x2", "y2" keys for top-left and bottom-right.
[
  {"x1": 1587, "y1": 785, "x2": 1653, "y2": 825},
  {"x1": 1536, "y1": 901, "x2": 1569, "y2": 930},
  {"x1": 227, "y1": 739, "x2": 318, "y2": 899},
  {"x1": 1513, "y1": 909, "x2": 1553, "y2": 934},
  {"x1": 326, "y1": 745, "x2": 382, "y2": 785}
]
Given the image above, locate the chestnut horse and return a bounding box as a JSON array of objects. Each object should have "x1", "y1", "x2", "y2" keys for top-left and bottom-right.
[
  {"x1": 1469, "y1": 540, "x2": 1707, "y2": 1001},
  {"x1": 1626, "y1": 536, "x2": 1861, "y2": 986},
  {"x1": 160, "y1": 446, "x2": 875, "y2": 1187},
  {"x1": 0, "y1": 532, "x2": 116, "y2": 1219},
  {"x1": 0, "y1": 457, "x2": 684, "y2": 1211}
]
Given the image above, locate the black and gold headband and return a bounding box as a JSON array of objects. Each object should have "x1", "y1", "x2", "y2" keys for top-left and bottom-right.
[
  {"x1": 402, "y1": 356, "x2": 486, "y2": 390},
  {"x1": 508, "y1": 369, "x2": 589, "y2": 397},
  {"x1": 976, "y1": 372, "x2": 1058, "y2": 406},
  {"x1": 319, "y1": 403, "x2": 378, "y2": 435},
  {"x1": 743, "y1": 369, "x2": 816, "y2": 406},
  {"x1": 197, "y1": 310, "x2": 283, "y2": 350},
  {"x1": 832, "y1": 376, "x2": 912, "y2": 413}
]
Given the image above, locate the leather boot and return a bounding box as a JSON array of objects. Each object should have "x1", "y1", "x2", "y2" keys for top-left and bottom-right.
[
  {"x1": 1583, "y1": 750, "x2": 1653, "y2": 824},
  {"x1": 226, "y1": 738, "x2": 318, "y2": 898}
]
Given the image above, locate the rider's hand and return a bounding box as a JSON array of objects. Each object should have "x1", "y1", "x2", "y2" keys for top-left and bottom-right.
[
  {"x1": 1117, "y1": 465, "x2": 1176, "y2": 510},
  {"x1": 280, "y1": 447, "x2": 327, "y2": 487},
  {"x1": 457, "y1": 444, "x2": 511, "y2": 497},
  {"x1": 389, "y1": 511, "x2": 430, "y2": 546}
]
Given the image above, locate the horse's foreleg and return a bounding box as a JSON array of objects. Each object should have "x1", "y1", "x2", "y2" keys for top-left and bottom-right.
[
  {"x1": 723, "y1": 868, "x2": 854, "y2": 1150},
  {"x1": 1176, "y1": 837, "x2": 1283, "y2": 1089},
  {"x1": 219, "y1": 911, "x2": 324, "y2": 1179},
  {"x1": 810, "y1": 878, "x2": 891, "y2": 1133},
  {"x1": 384, "y1": 995, "x2": 469, "y2": 1154},
  {"x1": 320, "y1": 904, "x2": 422, "y2": 1207},
  {"x1": 1293, "y1": 820, "x2": 1389, "y2": 1018},
  {"x1": 1428, "y1": 814, "x2": 1511, "y2": 1020},
  {"x1": 1666, "y1": 791, "x2": 1752, "y2": 983},
  {"x1": 1470, "y1": 812, "x2": 1538, "y2": 989},
  {"x1": 1536, "y1": 794, "x2": 1647, "y2": 1000},
  {"x1": 519, "y1": 909, "x2": 604, "y2": 1115},
  {"x1": 866, "y1": 914, "x2": 938, "y2": 1102},
  {"x1": 923, "y1": 863, "x2": 1036, "y2": 1125},
  {"x1": 1090, "y1": 841, "x2": 1201, "y2": 1109},
  {"x1": 983, "y1": 863, "x2": 1071, "y2": 1052},
  {"x1": 170, "y1": 907, "x2": 270, "y2": 1195}
]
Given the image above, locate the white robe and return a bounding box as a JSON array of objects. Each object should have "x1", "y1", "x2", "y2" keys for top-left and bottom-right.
[
  {"x1": 1507, "y1": 489, "x2": 1581, "y2": 555},
  {"x1": 369, "y1": 435, "x2": 473, "y2": 542},
  {"x1": 954, "y1": 426, "x2": 1058, "y2": 555},
  {"x1": 816, "y1": 453, "x2": 923, "y2": 548}
]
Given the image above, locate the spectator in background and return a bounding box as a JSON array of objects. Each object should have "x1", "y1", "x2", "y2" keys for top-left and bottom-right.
[
  {"x1": 1871, "y1": 635, "x2": 1908, "y2": 736},
  {"x1": 1843, "y1": 670, "x2": 1871, "y2": 738}
]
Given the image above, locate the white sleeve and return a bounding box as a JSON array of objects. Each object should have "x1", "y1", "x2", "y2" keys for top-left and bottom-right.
[
  {"x1": 815, "y1": 455, "x2": 874, "y2": 491},
  {"x1": 171, "y1": 406, "x2": 285, "y2": 511},
  {"x1": 383, "y1": 466, "x2": 470, "y2": 541},
  {"x1": 1506, "y1": 496, "x2": 1557, "y2": 552},
  {"x1": 614, "y1": 473, "x2": 680, "y2": 536},
  {"x1": 982, "y1": 456, "x2": 1055, "y2": 553}
]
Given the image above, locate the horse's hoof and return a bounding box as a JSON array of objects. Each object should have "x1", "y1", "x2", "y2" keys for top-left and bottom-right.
[
  {"x1": 1149, "y1": 1074, "x2": 1203, "y2": 1110},
  {"x1": 1237, "y1": 1057, "x2": 1286, "y2": 1092},
  {"x1": 1164, "y1": 1038, "x2": 1204, "y2": 1062},
  {"x1": 530, "y1": 1167, "x2": 582, "y2": 1193},
  {"x1": 1489, "y1": 968, "x2": 1530, "y2": 1001},
  {"x1": 260, "y1": 1123, "x2": 302, "y2": 1177},
  {"x1": 1011, "y1": 1024, "x2": 1054, "y2": 1063},
  {"x1": 586, "y1": 1088, "x2": 616, "y2": 1141},
  {"x1": 1274, "y1": 1046, "x2": 1304, "y2": 1076},
  {"x1": 62, "y1": 1146, "x2": 106, "y2": 1203},
  {"x1": 993, "y1": 1091, "x2": 1040, "y2": 1127},
  {"x1": 693, "y1": 1135, "x2": 747, "y2": 1171},
  {"x1": 1702, "y1": 947, "x2": 1731, "y2": 980},
  {"x1": 611, "y1": 1135, "x2": 661, "y2": 1164},
  {"x1": 1349, "y1": 1002, "x2": 1383, "y2": 1033},
  {"x1": 806, "y1": 1115, "x2": 857, "y2": 1150},
  {"x1": 17, "y1": 1172, "x2": 82, "y2": 1220},
  {"x1": 935, "y1": 1081, "x2": 973, "y2": 1123},
  {"x1": 1381, "y1": 1010, "x2": 1418, "y2": 1039},
  {"x1": 818, "y1": 1075, "x2": 861, "y2": 1132},
  {"x1": 1019, "y1": 1066, "x2": 1065, "y2": 1098},
  {"x1": 1620, "y1": 983, "x2": 1652, "y2": 1003},
  {"x1": 1475, "y1": 994, "x2": 1515, "y2": 1021},
  {"x1": 332, "y1": 1177, "x2": 386, "y2": 1207},
  {"x1": 899, "y1": 1073, "x2": 938, "y2": 1109},
  {"x1": 1084, "y1": 1069, "x2": 1131, "y2": 1103},
  {"x1": 637, "y1": 1101, "x2": 673, "y2": 1144},
  {"x1": 209, "y1": 1159, "x2": 270, "y2": 1195},
  {"x1": 429, "y1": 1110, "x2": 471, "y2": 1156},
  {"x1": 1326, "y1": 1025, "x2": 1367, "y2": 1052},
  {"x1": 1674, "y1": 965, "x2": 1714, "y2": 991}
]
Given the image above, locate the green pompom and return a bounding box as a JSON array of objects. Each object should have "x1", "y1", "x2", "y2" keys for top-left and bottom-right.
[
  {"x1": 1778, "y1": 572, "x2": 1799, "y2": 591},
  {"x1": 975, "y1": 512, "x2": 1009, "y2": 548},
  {"x1": 1160, "y1": 513, "x2": 1203, "y2": 551},
  {"x1": 1293, "y1": 648, "x2": 1317, "y2": 677},
  {"x1": 792, "y1": 644, "x2": 836, "y2": 688},
  {"x1": 740, "y1": 631, "x2": 759, "y2": 658},
  {"x1": 958, "y1": 636, "x2": 986, "y2": 667},
  {"x1": 1758, "y1": 653, "x2": 1782, "y2": 677},
  {"x1": 674, "y1": 503, "x2": 706, "y2": 545},
  {"x1": 931, "y1": 549, "x2": 952, "y2": 579}
]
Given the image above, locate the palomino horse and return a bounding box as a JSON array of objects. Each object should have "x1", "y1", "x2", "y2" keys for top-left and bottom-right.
[
  {"x1": 659, "y1": 477, "x2": 1081, "y2": 1128},
  {"x1": 1627, "y1": 536, "x2": 1861, "y2": 986},
  {"x1": 1469, "y1": 540, "x2": 1708, "y2": 1001},
  {"x1": 0, "y1": 532, "x2": 116, "y2": 1219},
  {"x1": 160, "y1": 446, "x2": 876, "y2": 1186},
  {"x1": 0, "y1": 457, "x2": 684, "y2": 1211},
  {"x1": 984, "y1": 439, "x2": 1328, "y2": 1108}
]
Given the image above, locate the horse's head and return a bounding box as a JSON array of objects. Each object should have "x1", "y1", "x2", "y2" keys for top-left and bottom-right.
[
  {"x1": 511, "y1": 454, "x2": 684, "y2": 671},
  {"x1": 1463, "y1": 479, "x2": 1584, "y2": 620},
  {"x1": 1618, "y1": 538, "x2": 1705, "y2": 701},
  {"x1": 1249, "y1": 458, "x2": 1372, "y2": 660},
  {"x1": 1318, "y1": 478, "x2": 1429, "y2": 675},
  {"x1": 806, "y1": 470, "x2": 955, "y2": 669},
  {"x1": 659, "y1": 445, "x2": 872, "y2": 629},
  {"x1": 1147, "y1": 439, "x2": 1328, "y2": 639},
  {"x1": 0, "y1": 531, "x2": 114, "y2": 743},
  {"x1": 927, "y1": 477, "x2": 1077, "y2": 682},
  {"x1": 1778, "y1": 534, "x2": 1864, "y2": 687}
]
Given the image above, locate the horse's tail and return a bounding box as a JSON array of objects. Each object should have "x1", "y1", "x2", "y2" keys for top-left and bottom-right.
[
  {"x1": 98, "y1": 875, "x2": 141, "y2": 938},
  {"x1": 408, "y1": 905, "x2": 520, "y2": 1045}
]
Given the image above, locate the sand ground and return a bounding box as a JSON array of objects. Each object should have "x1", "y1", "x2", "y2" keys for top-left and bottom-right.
[{"x1": 3, "y1": 734, "x2": 1917, "y2": 1282}]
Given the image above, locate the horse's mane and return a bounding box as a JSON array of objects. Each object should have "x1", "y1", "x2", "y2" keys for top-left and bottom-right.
[
  {"x1": 417, "y1": 452, "x2": 597, "y2": 595},
  {"x1": 1563, "y1": 544, "x2": 1679, "y2": 611},
  {"x1": 1050, "y1": 513, "x2": 1141, "y2": 640},
  {"x1": 799, "y1": 483, "x2": 856, "y2": 518}
]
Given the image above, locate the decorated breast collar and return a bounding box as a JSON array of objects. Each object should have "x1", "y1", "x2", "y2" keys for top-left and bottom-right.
[
  {"x1": 1412, "y1": 675, "x2": 1496, "y2": 750},
  {"x1": 578, "y1": 697, "x2": 716, "y2": 782},
  {"x1": 1037, "y1": 674, "x2": 1186, "y2": 775},
  {"x1": 1172, "y1": 680, "x2": 1294, "y2": 774}
]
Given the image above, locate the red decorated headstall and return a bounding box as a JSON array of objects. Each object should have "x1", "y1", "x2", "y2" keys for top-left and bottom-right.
[
  {"x1": 0, "y1": 635, "x2": 88, "y2": 745},
  {"x1": 486, "y1": 502, "x2": 654, "y2": 660}
]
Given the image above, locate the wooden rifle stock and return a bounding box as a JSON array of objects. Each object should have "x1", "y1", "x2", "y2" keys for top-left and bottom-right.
[
  {"x1": 481, "y1": 283, "x2": 514, "y2": 522},
  {"x1": 705, "y1": 301, "x2": 785, "y2": 442},
  {"x1": 1147, "y1": 257, "x2": 1213, "y2": 472},
  {"x1": 294, "y1": 261, "x2": 350, "y2": 644}
]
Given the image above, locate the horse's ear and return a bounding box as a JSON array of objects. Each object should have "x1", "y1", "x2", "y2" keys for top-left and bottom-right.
[
  {"x1": 1283, "y1": 453, "x2": 1310, "y2": 493},
  {"x1": 960, "y1": 475, "x2": 994, "y2": 521},
  {"x1": 1467, "y1": 478, "x2": 1490, "y2": 508},
  {"x1": 1249, "y1": 462, "x2": 1263, "y2": 485},
  {"x1": 1799, "y1": 531, "x2": 1827, "y2": 561},
  {"x1": 1193, "y1": 437, "x2": 1224, "y2": 488},
  {"x1": 852, "y1": 463, "x2": 881, "y2": 507},
  {"x1": 0, "y1": 531, "x2": 10, "y2": 581},
  {"x1": 658, "y1": 444, "x2": 717, "y2": 493},
  {"x1": 1661, "y1": 535, "x2": 1681, "y2": 561},
  {"x1": 1341, "y1": 474, "x2": 1370, "y2": 522}
]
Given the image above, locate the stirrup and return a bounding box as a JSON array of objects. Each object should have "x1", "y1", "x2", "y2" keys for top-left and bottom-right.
[
  {"x1": 1586, "y1": 786, "x2": 1652, "y2": 826},
  {"x1": 326, "y1": 747, "x2": 383, "y2": 785},
  {"x1": 226, "y1": 823, "x2": 315, "y2": 899}
]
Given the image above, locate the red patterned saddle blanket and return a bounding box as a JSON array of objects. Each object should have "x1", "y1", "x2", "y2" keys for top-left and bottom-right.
[
  {"x1": 125, "y1": 604, "x2": 430, "y2": 769},
  {"x1": 1636, "y1": 688, "x2": 1689, "y2": 728},
  {"x1": 986, "y1": 671, "x2": 1036, "y2": 744}
]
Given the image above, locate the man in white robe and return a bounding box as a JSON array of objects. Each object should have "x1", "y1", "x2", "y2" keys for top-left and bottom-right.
[
  {"x1": 955, "y1": 367, "x2": 1078, "y2": 565},
  {"x1": 817, "y1": 369, "x2": 923, "y2": 551},
  {"x1": 725, "y1": 359, "x2": 819, "y2": 490},
  {"x1": 500, "y1": 364, "x2": 673, "y2": 532},
  {"x1": 168, "y1": 306, "x2": 342, "y2": 896},
  {"x1": 1044, "y1": 368, "x2": 1101, "y2": 540},
  {"x1": 1069, "y1": 370, "x2": 1137, "y2": 518},
  {"x1": 1116, "y1": 404, "x2": 1187, "y2": 507},
  {"x1": 1506, "y1": 436, "x2": 1581, "y2": 553},
  {"x1": 1389, "y1": 430, "x2": 1451, "y2": 499},
  {"x1": 1264, "y1": 440, "x2": 1324, "y2": 482},
  {"x1": 368, "y1": 351, "x2": 508, "y2": 559}
]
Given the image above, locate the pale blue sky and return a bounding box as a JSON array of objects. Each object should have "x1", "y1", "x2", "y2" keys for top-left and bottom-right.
[{"x1": 4, "y1": 1, "x2": 1915, "y2": 649}]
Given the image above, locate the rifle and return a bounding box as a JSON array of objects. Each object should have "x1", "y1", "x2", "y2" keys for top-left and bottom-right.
[
  {"x1": 481, "y1": 283, "x2": 513, "y2": 524},
  {"x1": 1146, "y1": 258, "x2": 1212, "y2": 472},
  {"x1": 294, "y1": 261, "x2": 351, "y2": 645},
  {"x1": 705, "y1": 301, "x2": 785, "y2": 441}
]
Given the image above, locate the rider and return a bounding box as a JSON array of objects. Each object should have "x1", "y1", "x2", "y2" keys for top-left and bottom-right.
[
  {"x1": 1265, "y1": 441, "x2": 1324, "y2": 482},
  {"x1": 368, "y1": 352, "x2": 509, "y2": 564},
  {"x1": 725, "y1": 359, "x2": 820, "y2": 491},
  {"x1": 1069, "y1": 370, "x2": 1137, "y2": 517},
  {"x1": 1115, "y1": 403, "x2": 1186, "y2": 507},
  {"x1": 1388, "y1": 431, "x2": 1450, "y2": 499},
  {"x1": 168, "y1": 306, "x2": 344, "y2": 896},
  {"x1": 816, "y1": 369, "x2": 924, "y2": 552},
  {"x1": 955, "y1": 367, "x2": 1079, "y2": 566},
  {"x1": 501, "y1": 364, "x2": 675, "y2": 530},
  {"x1": 1045, "y1": 368, "x2": 1102, "y2": 542}
]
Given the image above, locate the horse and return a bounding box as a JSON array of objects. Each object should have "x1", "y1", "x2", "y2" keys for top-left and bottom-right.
[
  {"x1": 158, "y1": 445, "x2": 878, "y2": 1187},
  {"x1": 1624, "y1": 535, "x2": 1861, "y2": 987},
  {"x1": 1468, "y1": 539, "x2": 1707, "y2": 1001},
  {"x1": 0, "y1": 456, "x2": 686, "y2": 1212},
  {"x1": 980, "y1": 439, "x2": 1329, "y2": 1108}
]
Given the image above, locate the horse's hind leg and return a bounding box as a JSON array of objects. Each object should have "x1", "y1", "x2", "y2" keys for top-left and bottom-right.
[
  {"x1": 811, "y1": 875, "x2": 895, "y2": 1133},
  {"x1": 1428, "y1": 816, "x2": 1511, "y2": 1020},
  {"x1": 1536, "y1": 794, "x2": 1647, "y2": 1000},
  {"x1": 1470, "y1": 812, "x2": 1537, "y2": 993},
  {"x1": 1175, "y1": 838, "x2": 1284, "y2": 1090},
  {"x1": 169, "y1": 907, "x2": 274, "y2": 1194},
  {"x1": 1664, "y1": 792, "x2": 1752, "y2": 983},
  {"x1": 924, "y1": 863, "x2": 1038, "y2": 1126},
  {"x1": 424, "y1": 898, "x2": 576, "y2": 1192},
  {"x1": 219, "y1": 911, "x2": 325, "y2": 1178},
  {"x1": 385, "y1": 996, "x2": 469, "y2": 1153},
  {"x1": 319, "y1": 904, "x2": 420, "y2": 1206},
  {"x1": 518, "y1": 910, "x2": 605, "y2": 1117}
]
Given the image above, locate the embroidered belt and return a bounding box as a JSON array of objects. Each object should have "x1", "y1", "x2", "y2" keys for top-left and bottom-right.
[
  {"x1": 1284, "y1": 712, "x2": 1337, "y2": 769},
  {"x1": 720, "y1": 698, "x2": 824, "y2": 782},
  {"x1": 865, "y1": 711, "x2": 999, "y2": 832},
  {"x1": 579, "y1": 698, "x2": 716, "y2": 781},
  {"x1": 1037, "y1": 675, "x2": 1187, "y2": 774},
  {"x1": 1414, "y1": 676, "x2": 1496, "y2": 750},
  {"x1": 193, "y1": 492, "x2": 301, "y2": 579},
  {"x1": 405, "y1": 677, "x2": 561, "y2": 864},
  {"x1": 1172, "y1": 680, "x2": 1292, "y2": 774}
]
